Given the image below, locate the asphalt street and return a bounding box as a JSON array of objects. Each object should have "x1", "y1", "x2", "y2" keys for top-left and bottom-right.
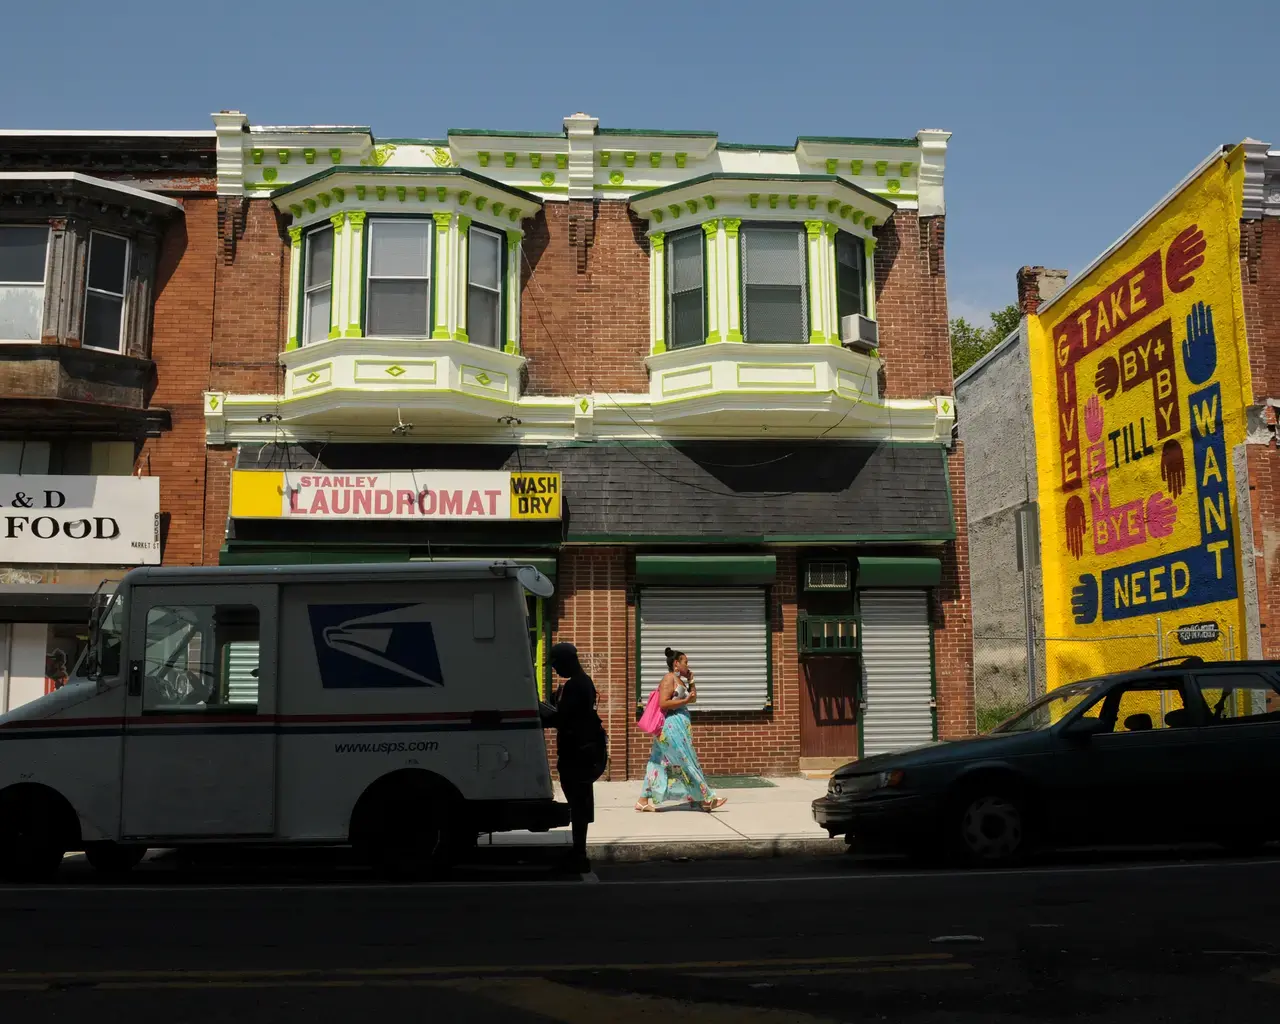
[{"x1": 2, "y1": 848, "x2": 1280, "y2": 1022}]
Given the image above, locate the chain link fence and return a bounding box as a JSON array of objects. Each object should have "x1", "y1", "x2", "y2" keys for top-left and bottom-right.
[{"x1": 973, "y1": 622, "x2": 1240, "y2": 733}]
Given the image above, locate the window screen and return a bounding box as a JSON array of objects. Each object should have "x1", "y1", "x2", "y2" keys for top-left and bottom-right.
[
  {"x1": 0, "y1": 225, "x2": 49, "y2": 341},
  {"x1": 666, "y1": 228, "x2": 704, "y2": 348},
  {"x1": 468, "y1": 225, "x2": 502, "y2": 348},
  {"x1": 741, "y1": 224, "x2": 807, "y2": 343},
  {"x1": 367, "y1": 219, "x2": 431, "y2": 337},
  {"x1": 83, "y1": 232, "x2": 129, "y2": 351},
  {"x1": 303, "y1": 226, "x2": 333, "y2": 344},
  {"x1": 836, "y1": 230, "x2": 867, "y2": 321}
]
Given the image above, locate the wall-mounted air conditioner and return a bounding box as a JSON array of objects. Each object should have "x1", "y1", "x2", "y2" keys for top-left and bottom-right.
[{"x1": 840, "y1": 313, "x2": 878, "y2": 353}]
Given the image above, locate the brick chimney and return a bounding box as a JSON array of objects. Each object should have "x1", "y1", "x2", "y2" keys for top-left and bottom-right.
[{"x1": 1016, "y1": 266, "x2": 1069, "y2": 314}]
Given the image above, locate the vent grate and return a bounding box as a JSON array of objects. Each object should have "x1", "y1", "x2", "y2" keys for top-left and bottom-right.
[{"x1": 805, "y1": 561, "x2": 850, "y2": 591}]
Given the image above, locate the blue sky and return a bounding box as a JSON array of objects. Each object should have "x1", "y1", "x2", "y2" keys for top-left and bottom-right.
[{"x1": 8, "y1": 0, "x2": 1276, "y2": 329}]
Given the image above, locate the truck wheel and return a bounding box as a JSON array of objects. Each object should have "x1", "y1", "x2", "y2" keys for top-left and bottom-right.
[
  {"x1": 85, "y1": 842, "x2": 147, "y2": 876},
  {"x1": 0, "y1": 801, "x2": 65, "y2": 883},
  {"x1": 364, "y1": 805, "x2": 453, "y2": 880}
]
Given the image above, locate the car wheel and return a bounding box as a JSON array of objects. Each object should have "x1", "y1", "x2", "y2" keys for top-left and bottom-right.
[
  {"x1": 85, "y1": 842, "x2": 147, "y2": 876},
  {"x1": 953, "y1": 791, "x2": 1027, "y2": 868}
]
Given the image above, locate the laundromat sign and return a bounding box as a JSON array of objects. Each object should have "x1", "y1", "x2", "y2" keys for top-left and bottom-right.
[
  {"x1": 231, "y1": 469, "x2": 562, "y2": 521},
  {"x1": 0, "y1": 475, "x2": 161, "y2": 565}
]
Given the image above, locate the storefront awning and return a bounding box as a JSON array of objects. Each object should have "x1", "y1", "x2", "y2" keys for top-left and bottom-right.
[
  {"x1": 635, "y1": 555, "x2": 777, "y2": 586},
  {"x1": 0, "y1": 583, "x2": 116, "y2": 624},
  {"x1": 856, "y1": 556, "x2": 942, "y2": 588}
]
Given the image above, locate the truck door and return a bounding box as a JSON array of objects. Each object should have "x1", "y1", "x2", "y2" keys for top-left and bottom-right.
[{"x1": 120, "y1": 585, "x2": 277, "y2": 839}]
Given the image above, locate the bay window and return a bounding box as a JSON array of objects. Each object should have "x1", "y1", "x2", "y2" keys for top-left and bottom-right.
[
  {"x1": 467, "y1": 225, "x2": 502, "y2": 348},
  {"x1": 0, "y1": 225, "x2": 49, "y2": 342},
  {"x1": 666, "y1": 227, "x2": 704, "y2": 349},
  {"x1": 740, "y1": 224, "x2": 807, "y2": 343},
  {"x1": 366, "y1": 218, "x2": 432, "y2": 338},
  {"x1": 83, "y1": 231, "x2": 129, "y2": 352},
  {"x1": 836, "y1": 230, "x2": 867, "y2": 321},
  {"x1": 302, "y1": 226, "x2": 333, "y2": 344}
]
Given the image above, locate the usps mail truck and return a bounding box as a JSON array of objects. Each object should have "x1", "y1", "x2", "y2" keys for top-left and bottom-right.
[{"x1": 0, "y1": 561, "x2": 569, "y2": 880}]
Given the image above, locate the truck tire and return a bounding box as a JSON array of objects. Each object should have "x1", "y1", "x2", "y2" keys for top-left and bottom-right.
[
  {"x1": 0, "y1": 797, "x2": 65, "y2": 883},
  {"x1": 367, "y1": 807, "x2": 449, "y2": 880},
  {"x1": 85, "y1": 842, "x2": 147, "y2": 876}
]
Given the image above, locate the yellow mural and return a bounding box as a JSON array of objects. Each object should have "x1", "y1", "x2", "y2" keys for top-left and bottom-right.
[{"x1": 1028, "y1": 152, "x2": 1254, "y2": 692}]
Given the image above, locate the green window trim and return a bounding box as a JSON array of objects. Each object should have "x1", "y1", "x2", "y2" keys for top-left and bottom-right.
[
  {"x1": 634, "y1": 554, "x2": 776, "y2": 586},
  {"x1": 855, "y1": 556, "x2": 942, "y2": 588}
]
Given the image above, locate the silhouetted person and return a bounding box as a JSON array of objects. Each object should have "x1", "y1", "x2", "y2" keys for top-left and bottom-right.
[{"x1": 546, "y1": 642, "x2": 607, "y2": 874}]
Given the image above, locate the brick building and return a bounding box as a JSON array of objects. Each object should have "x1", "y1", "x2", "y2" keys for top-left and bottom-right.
[
  {"x1": 0, "y1": 130, "x2": 217, "y2": 710},
  {"x1": 958, "y1": 140, "x2": 1280, "y2": 716},
  {"x1": 197, "y1": 109, "x2": 972, "y2": 777}
]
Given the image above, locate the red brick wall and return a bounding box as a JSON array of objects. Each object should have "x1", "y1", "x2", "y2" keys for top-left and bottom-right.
[
  {"x1": 1240, "y1": 218, "x2": 1280, "y2": 404},
  {"x1": 141, "y1": 196, "x2": 217, "y2": 567},
  {"x1": 1245, "y1": 443, "x2": 1280, "y2": 660},
  {"x1": 935, "y1": 443, "x2": 975, "y2": 738},
  {"x1": 874, "y1": 212, "x2": 953, "y2": 400},
  {"x1": 521, "y1": 201, "x2": 650, "y2": 397}
]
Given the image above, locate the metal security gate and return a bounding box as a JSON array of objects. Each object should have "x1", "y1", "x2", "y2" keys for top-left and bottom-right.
[
  {"x1": 859, "y1": 590, "x2": 934, "y2": 757},
  {"x1": 638, "y1": 588, "x2": 770, "y2": 712}
]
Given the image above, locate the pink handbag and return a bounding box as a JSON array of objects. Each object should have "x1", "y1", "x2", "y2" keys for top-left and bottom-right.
[{"x1": 637, "y1": 688, "x2": 665, "y2": 736}]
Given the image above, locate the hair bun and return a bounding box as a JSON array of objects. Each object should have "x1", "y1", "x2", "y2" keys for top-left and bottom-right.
[{"x1": 664, "y1": 647, "x2": 674, "y2": 660}]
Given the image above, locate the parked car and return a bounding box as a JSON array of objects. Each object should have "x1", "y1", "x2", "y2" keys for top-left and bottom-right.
[{"x1": 811, "y1": 658, "x2": 1280, "y2": 866}]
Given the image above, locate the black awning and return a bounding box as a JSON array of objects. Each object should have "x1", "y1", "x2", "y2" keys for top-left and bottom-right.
[{"x1": 0, "y1": 584, "x2": 115, "y2": 624}]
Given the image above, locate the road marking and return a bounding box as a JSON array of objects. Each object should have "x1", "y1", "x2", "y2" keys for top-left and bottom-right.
[
  {"x1": 7, "y1": 855, "x2": 1279, "y2": 894},
  {"x1": 0, "y1": 952, "x2": 954, "y2": 987}
]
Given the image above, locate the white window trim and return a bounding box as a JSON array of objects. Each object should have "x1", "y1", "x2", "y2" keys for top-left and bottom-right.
[
  {"x1": 82, "y1": 229, "x2": 130, "y2": 353},
  {"x1": 467, "y1": 223, "x2": 503, "y2": 349},
  {"x1": 365, "y1": 217, "x2": 433, "y2": 339},
  {"x1": 665, "y1": 226, "x2": 705, "y2": 350},
  {"x1": 0, "y1": 224, "x2": 51, "y2": 344},
  {"x1": 301, "y1": 224, "x2": 334, "y2": 346}
]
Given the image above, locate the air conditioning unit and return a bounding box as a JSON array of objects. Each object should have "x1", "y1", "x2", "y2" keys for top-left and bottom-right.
[
  {"x1": 804, "y1": 561, "x2": 851, "y2": 592},
  {"x1": 840, "y1": 313, "x2": 878, "y2": 353}
]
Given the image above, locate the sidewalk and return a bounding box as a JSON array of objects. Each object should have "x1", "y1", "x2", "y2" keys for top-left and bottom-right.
[{"x1": 483, "y1": 777, "x2": 844, "y2": 862}]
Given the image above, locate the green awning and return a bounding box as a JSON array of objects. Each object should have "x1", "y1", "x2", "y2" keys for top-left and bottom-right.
[
  {"x1": 635, "y1": 554, "x2": 776, "y2": 586},
  {"x1": 856, "y1": 556, "x2": 942, "y2": 588}
]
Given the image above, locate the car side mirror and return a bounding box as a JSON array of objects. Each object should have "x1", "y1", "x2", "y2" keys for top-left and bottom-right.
[{"x1": 1064, "y1": 716, "x2": 1109, "y2": 742}]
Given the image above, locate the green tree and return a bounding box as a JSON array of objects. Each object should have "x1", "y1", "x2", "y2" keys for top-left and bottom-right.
[{"x1": 951, "y1": 303, "x2": 1021, "y2": 379}]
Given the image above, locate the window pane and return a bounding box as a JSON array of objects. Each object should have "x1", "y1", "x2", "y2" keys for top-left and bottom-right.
[
  {"x1": 1196, "y1": 673, "x2": 1280, "y2": 722},
  {"x1": 468, "y1": 285, "x2": 500, "y2": 348},
  {"x1": 370, "y1": 220, "x2": 430, "y2": 278},
  {"x1": 306, "y1": 229, "x2": 333, "y2": 288},
  {"x1": 0, "y1": 226, "x2": 48, "y2": 283},
  {"x1": 670, "y1": 291, "x2": 703, "y2": 348},
  {"x1": 744, "y1": 284, "x2": 806, "y2": 343},
  {"x1": 83, "y1": 292, "x2": 124, "y2": 351},
  {"x1": 1110, "y1": 686, "x2": 1186, "y2": 732},
  {"x1": 367, "y1": 279, "x2": 430, "y2": 337},
  {"x1": 87, "y1": 233, "x2": 128, "y2": 295},
  {"x1": 143, "y1": 604, "x2": 260, "y2": 711},
  {"x1": 836, "y1": 232, "x2": 866, "y2": 320},
  {"x1": 742, "y1": 225, "x2": 805, "y2": 286},
  {"x1": 469, "y1": 228, "x2": 501, "y2": 291},
  {"x1": 305, "y1": 288, "x2": 331, "y2": 344},
  {"x1": 0, "y1": 284, "x2": 44, "y2": 340},
  {"x1": 669, "y1": 231, "x2": 703, "y2": 293}
]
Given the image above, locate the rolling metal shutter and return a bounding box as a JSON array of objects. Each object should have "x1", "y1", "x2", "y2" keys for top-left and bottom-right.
[
  {"x1": 859, "y1": 590, "x2": 934, "y2": 756},
  {"x1": 639, "y1": 588, "x2": 770, "y2": 712},
  {"x1": 225, "y1": 641, "x2": 260, "y2": 705}
]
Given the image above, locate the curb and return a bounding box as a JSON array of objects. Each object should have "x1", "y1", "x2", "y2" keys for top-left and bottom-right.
[{"x1": 586, "y1": 836, "x2": 846, "y2": 863}]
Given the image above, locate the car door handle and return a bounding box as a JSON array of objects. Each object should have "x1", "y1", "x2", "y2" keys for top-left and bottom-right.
[{"x1": 128, "y1": 661, "x2": 142, "y2": 697}]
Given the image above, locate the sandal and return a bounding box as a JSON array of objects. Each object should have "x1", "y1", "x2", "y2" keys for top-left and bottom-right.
[
  {"x1": 704, "y1": 797, "x2": 728, "y2": 812},
  {"x1": 634, "y1": 801, "x2": 656, "y2": 812}
]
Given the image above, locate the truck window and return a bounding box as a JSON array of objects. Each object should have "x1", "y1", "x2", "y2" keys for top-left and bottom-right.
[{"x1": 143, "y1": 604, "x2": 261, "y2": 711}]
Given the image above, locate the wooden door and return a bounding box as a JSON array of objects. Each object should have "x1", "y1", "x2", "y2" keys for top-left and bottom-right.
[{"x1": 799, "y1": 657, "x2": 860, "y2": 762}]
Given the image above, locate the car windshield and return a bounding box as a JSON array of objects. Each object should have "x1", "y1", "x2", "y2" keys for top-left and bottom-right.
[{"x1": 990, "y1": 680, "x2": 1104, "y2": 733}]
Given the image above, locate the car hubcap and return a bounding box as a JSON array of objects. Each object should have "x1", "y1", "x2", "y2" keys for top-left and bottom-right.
[{"x1": 961, "y1": 796, "x2": 1022, "y2": 861}]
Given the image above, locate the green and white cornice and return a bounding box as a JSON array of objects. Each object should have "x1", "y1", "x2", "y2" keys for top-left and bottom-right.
[
  {"x1": 629, "y1": 173, "x2": 897, "y2": 236},
  {"x1": 270, "y1": 166, "x2": 543, "y2": 233}
]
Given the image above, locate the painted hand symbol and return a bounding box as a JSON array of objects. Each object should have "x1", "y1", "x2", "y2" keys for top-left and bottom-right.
[
  {"x1": 1065, "y1": 494, "x2": 1087, "y2": 560},
  {"x1": 1084, "y1": 395, "x2": 1105, "y2": 443},
  {"x1": 1160, "y1": 439, "x2": 1186, "y2": 499},
  {"x1": 1145, "y1": 492, "x2": 1177, "y2": 539},
  {"x1": 1166, "y1": 224, "x2": 1206, "y2": 294},
  {"x1": 1094, "y1": 357, "x2": 1121, "y2": 400},
  {"x1": 1071, "y1": 573, "x2": 1100, "y2": 626},
  {"x1": 1182, "y1": 301, "x2": 1217, "y2": 385}
]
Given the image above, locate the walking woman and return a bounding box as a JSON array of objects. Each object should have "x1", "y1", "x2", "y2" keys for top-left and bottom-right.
[
  {"x1": 635, "y1": 647, "x2": 727, "y2": 812},
  {"x1": 546, "y1": 642, "x2": 608, "y2": 873}
]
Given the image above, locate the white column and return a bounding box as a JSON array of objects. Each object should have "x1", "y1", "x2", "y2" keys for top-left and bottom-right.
[
  {"x1": 432, "y1": 212, "x2": 453, "y2": 339},
  {"x1": 724, "y1": 218, "x2": 742, "y2": 342},
  {"x1": 455, "y1": 215, "x2": 471, "y2": 341},
  {"x1": 286, "y1": 226, "x2": 303, "y2": 349},
  {"x1": 651, "y1": 231, "x2": 666, "y2": 353},
  {"x1": 346, "y1": 212, "x2": 365, "y2": 338},
  {"x1": 804, "y1": 220, "x2": 825, "y2": 344},
  {"x1": 824, "y1": 222, "x2": 840, "y2": 344},
  {"x1": 328, "y1": 213, "x2": 347, "y2": 340},
  {"x1": 702, "y1": 219, "x2": 721, "y2": 343},
  {"x1": 505, "y1": 228, "x2": 522, "y2": 354}
]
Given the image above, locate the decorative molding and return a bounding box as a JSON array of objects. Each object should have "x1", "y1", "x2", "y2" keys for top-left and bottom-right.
[
  {"x1": 530, "y1": 153, "x2": 542, "y2": 168},
  {"x1": 213, "y1": 110, "x2": 249, "y2": 197},
  {"x1": 304, "y1": 148, "x2": 317, "y2": 164},
  {"x1": 330, "y1": 148, "x2": 343, "y2": 164},
  {"x1": 850, "y1": 160, "x2": 863, "y2": 175}
]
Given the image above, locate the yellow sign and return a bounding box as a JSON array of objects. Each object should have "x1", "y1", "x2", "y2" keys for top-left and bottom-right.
[
  {"x1": 229, "y1": 470, "x2": 563, "y2": 521},
  {"x1": 1027, "y1": 153, "x2": 1253, "y2": 691}
]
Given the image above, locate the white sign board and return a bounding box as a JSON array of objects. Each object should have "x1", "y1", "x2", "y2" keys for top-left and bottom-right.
[{"x1": 0, "y1": 475, "x2": 160, "y2": 565}]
